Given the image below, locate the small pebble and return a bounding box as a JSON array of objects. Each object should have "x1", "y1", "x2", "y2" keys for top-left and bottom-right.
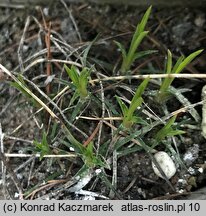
[
  {"x1": 198, "y1": 167, "x2": 203, "y2": 173},
  {"x1": 152, "y1": 151, "x2": 176, "y2": 179}
]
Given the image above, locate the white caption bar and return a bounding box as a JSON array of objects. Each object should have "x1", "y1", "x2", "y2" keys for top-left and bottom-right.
[{"x1": 0, "y1": 200, "x2": 205, "y2": 216}]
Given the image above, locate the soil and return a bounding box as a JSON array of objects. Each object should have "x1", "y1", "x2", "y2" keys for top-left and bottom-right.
[{"x1": 0, "y1": 1, "x2": 206, "y2": 200}]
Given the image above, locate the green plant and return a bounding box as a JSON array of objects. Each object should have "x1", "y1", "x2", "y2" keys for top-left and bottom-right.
[
  {"x1": 64, "y1": 65, "x2": 91, "y2": 102},
  {"x1": 115, "y1": 6, "x2": 156, "y2": 73},
  {"x1": 10, "y1": 74, "x2": 40, "y2": 107},
  {"x1": 116, "y1": 78, "x2": 150, "y2": 128},
  {"x1": 82, "y1": 142, "x2": 106, "y2": 168},
  {"x1": 33, "y1": 131, "x2": 51, "y2": 160},
  {"x1": 61, "y1": 138, "x2": 106, "y2": 169},
  {"x1": 157, "y1": 49, "x2": 203, "y2": 102},
  {"x1": 153, "y1": 115, "x2": 185, "y2": 146}
]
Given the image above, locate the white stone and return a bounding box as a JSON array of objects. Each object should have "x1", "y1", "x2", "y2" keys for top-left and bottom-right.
[
  {"x1": 95, "y1": 169, "x2": 102, "y2": 174},
  {"x1": 198, "y1": 167, "x2": 203, "y2": 173},
  {"x1": 152, "y1": 151, "x2": 176, "y2": 179},
  {"x1": 69, "y1": 147, "x2": 75, "y2": 151}
]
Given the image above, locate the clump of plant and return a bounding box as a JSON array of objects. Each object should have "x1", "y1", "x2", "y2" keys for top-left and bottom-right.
[
  {"x1": 64, "y1": 65, "x2": 91, "y2": 102},
  {"x1": 116, "y1": 78, "x2": 149, "y2": 129},
  {"x1": 115, "y1": 6, "x2": 156, "y2": 73},
  {"x1": 33, "y1": 131, "x2": 51, "y2": 160},
  {"x1": 156, "y1": 49, "x2": 203, "y2": 103},
  {"x1": 151, "y1": 115, "x2": 185, "y2": 148}
]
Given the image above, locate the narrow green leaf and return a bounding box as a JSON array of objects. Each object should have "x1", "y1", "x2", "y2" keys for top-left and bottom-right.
[
  {"x1": 83, "y1": 142, "x2": 105, "y2": 168},
  {"x1": 126, "y1": 31, "x2": 149, "y2": 70},
  {"x1": 92, "y1": 155, "x2": 107, "y2": 168},
  {"x1": 42, "y1": 132, "x2": 48, "y2": 147},
  {"x1": 84, "y1": 142, "x2": 94, "y2": 159},
  {"x1": 131, "y1": 77, "x2": 150, "y2": 104},
  {"x1": 114, "y1": 40, "x2": 127, "y2": 61},
  {"x1": 10, "y1": 77, "x2": 39, "y2": 107},
  {"x1": 159, "y1": 80, "x2": 170, "y2": 94},
  {"x1": 117, "y1": 145, "x2": 142, "y2": 158},
  {"x1": 65, "y1": 137, "x2": 84, "y2": 155},
  {"x1": 155, "y1": 115, "x2": 184, "y2": 142},
  {"x1": 156, "y1": 127, "x2": 184, "y2": 142},
  {"x1": 119, "y1": 6, "x2": 152, "y2": 73},
  {"x1": 120, "y1": 78, "x2": 149, "y2": 128},
  {"x1": 33, "y1": 131, "x2": 51, "y2": 160},
  {"x1": 82, "y1": 34, "x2": 99, "y2": 67},
  {"x1": 80, "y1": 68, "x2": 90, "y2": 80},
  {"x1": 175, "y1": 49, "x2": 203, "y2": 74},
  {"x1": 70, "y1": 98, "x2": 84, "y2": 122},
  {"x1": 163, "y1": 115, "x2": 177, "y2": 130},
  {"x1": 127, "y1": 97, "x2": 143, "y2": 120},
  {"x1": 132, "y1": 50, "x2": 158, "y2": 62},
  {"x1": 103, "y1": 98, "x2": 119, "y2": 115},
  {"x1": 172, "y1": 56, "x2": 184, "y2": 73},
  {"x1": 50, "y1": 122, "x2": 58, "y2": 140},
  {"x1": 131, "y1": 6, "x2": 152, "y2": 47},
  {"x1": 114, "y1": 130, "x2": 141, "y2": 150},
  {"x1": 166, "y1": 49, "x2": 172, "y2": 74},
  {"x1": 138, "y1": 6, "x2": 152, "y2": 34},
  {"x1": 69, "y1": 90, "x2": 80, "y2": 106},
  {"x1": 159, "y1": 50, "x2": 174, "y2": 93},
  {"x1": 10, "y1": 81, "x2": 28, "y2": 97},
  {"x1": 116, "y1": 96, "x2": 128, "y2": 116},
  {"x1": 133, "y1": 116, "x2": 149, "y2": 125},
  {"x1": 159, "y1": 54, "x2": 183, "y2": 94},
  {"x1": 64, "y1": 65, "x2": 79, "y2": 86},
  {"x1": 166, "y1": 129, "x2": 185, "y2": 137},
  {"x1": 74, "y1": 164, "x2": 91, "y2": 178},
  {"x1": 79, "y1": 68, "x2": 90, "y2": 89}
]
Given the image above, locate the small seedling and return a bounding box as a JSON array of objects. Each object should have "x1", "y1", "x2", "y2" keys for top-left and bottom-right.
[
  {"x1": 82, "y1": 142, "x2": 106, "y2": 168},
  {"x1": 153, "y1": 115, "x2": 185, "y2": 147},
  {"x1": 61, "y1": 136, "x2": 105, "y2": 169},
  {"x1": 115, "y1": 6, "x2": 156, "y2": 73},
  {"x1": 116, "y1": 78, "x2": 149, "y2": 128},
  {"x1": 33, "y1": 131, "x2": 51, "y2": 160},
  {"x1": 64, "y1": 65, "x2": 91, "y2": 103},
  {"x1": 157, "y1": 49, "x2": 203, "y2": 102}
]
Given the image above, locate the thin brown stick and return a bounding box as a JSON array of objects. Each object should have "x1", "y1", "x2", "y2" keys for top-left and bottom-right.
[{"x1": 83, "y1": 122, "x2": 100, "y2": 147}]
